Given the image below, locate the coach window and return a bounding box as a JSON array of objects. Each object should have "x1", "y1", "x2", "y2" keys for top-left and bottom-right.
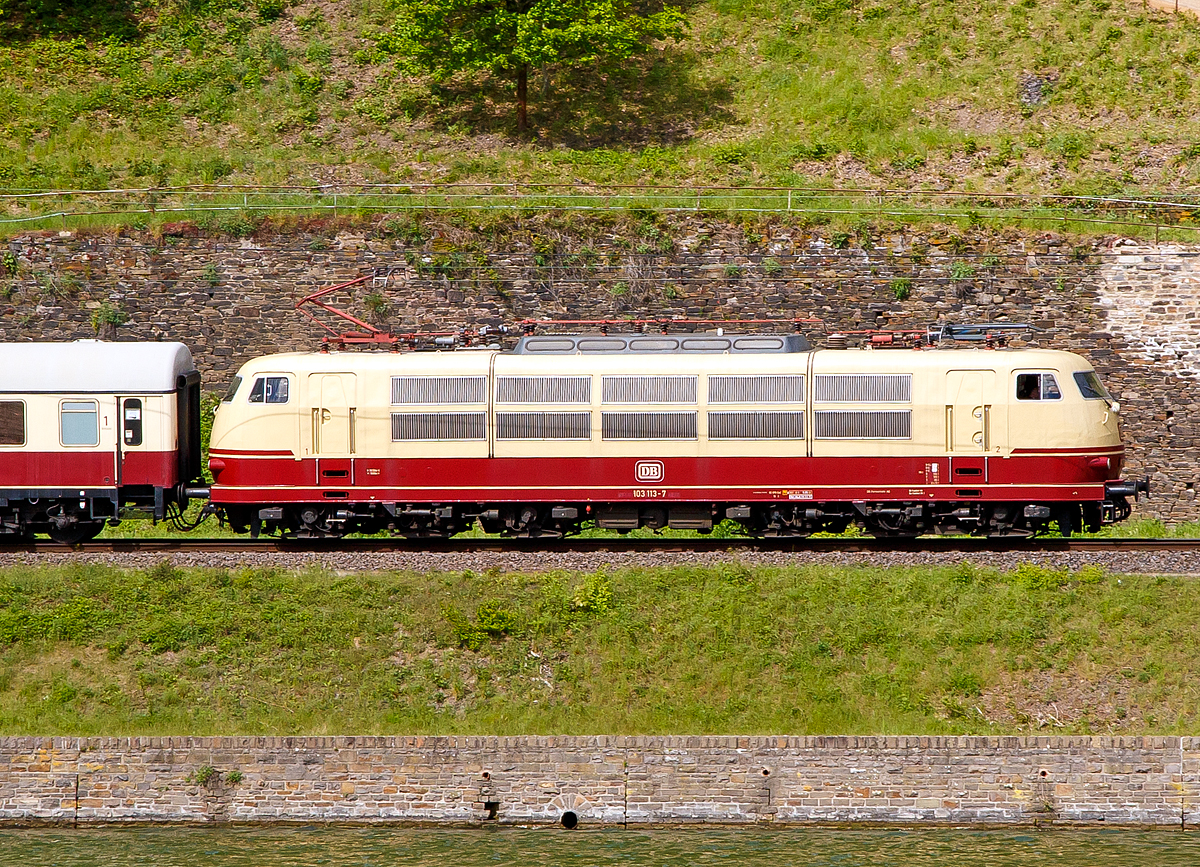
[
  {"x1": 1015, "y1": 372, "x2": 1062, "y2": 401},
  {"x1": 0, "y1": 400, "x2": 25, "y2": 446},
  {"x1": 248, "y1": 376, "x2": 289, "y2": 404},
  {"x1": 60, "y1": 400, "x2": 99, "y2": 446},
  {"x1": 122, "y1": 398, "x2": 143, "y2": 447}
]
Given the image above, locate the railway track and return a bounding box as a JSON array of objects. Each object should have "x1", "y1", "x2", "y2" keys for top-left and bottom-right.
[{"x1": 0, "y1": 536, "x2": 1197, "y2": 554}]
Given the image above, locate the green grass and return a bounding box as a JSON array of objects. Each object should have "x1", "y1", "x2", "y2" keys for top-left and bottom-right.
[
  {"x1": 0, "y1": 560, "x2": 1196, "y2": 734},
  {"x1": 3, "y1": 0, "x2": 1200, "y2": 214}
]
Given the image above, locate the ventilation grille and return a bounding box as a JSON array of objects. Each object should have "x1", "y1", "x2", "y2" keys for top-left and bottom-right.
[
  {"x1": 709, "y1": 375, "x2": 804, "y2": 404},
  {"x1": 602, "y1": 412, "x2": 697, "y2": 440},
  {"x1": 496, "y1": 376, "x2": 591, "y2": 404},
  {"x1": 708, "y1": 411, "x2": 804, "y2": 440},
  {"x1": 602, "y1": 376, "x2": 697, "y2": 403},
  {"x1": 814, "y1": 374, "x2": 912, "y2": 403},
  {"x1": 391, "y1": 412, "x2": 487, "y2": 441},
  {"x1": 497, "y1": 412, "x2": 591, "y2": 440},
  {"x1": 814, "y1": 410, "x2": 912, "y2": 439},
  {"x1": 392, "y1": 376, "x2": 486, "y2": 405}
]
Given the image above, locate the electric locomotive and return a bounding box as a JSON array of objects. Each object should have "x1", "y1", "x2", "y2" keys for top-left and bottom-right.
[{"x1": 206, "y1": 329, "x2": 1142, "y2": 539}]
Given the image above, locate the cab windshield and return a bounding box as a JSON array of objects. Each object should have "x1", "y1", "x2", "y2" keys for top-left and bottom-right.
[{"x1": 1073, "y1": 370, "x2": 1112, "y2": 402}]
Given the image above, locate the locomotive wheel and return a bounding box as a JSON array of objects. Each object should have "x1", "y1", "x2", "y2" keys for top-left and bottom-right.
[{"x1": 46, "y1": 521, "x2": 104, "y2": 545}]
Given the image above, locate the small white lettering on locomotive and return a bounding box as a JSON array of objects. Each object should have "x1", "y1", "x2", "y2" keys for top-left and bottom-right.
[
  {"x1": 633, "y1": 489, "x2": 668, "y2": 498},
  {"x1": 635, "y1": 460, "x2": 665, "y2": 483},
  {"x1": 788, "y1": 490, "x2": 814, "y2": 500}
]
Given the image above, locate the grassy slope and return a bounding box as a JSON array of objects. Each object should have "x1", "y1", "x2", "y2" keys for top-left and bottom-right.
[
  {"x1": 2, "y1": 0, "x2": 1200, "y2": 200},
  {"x1": 0, "y1": 560, "x2": 1196, "y2": 735}
]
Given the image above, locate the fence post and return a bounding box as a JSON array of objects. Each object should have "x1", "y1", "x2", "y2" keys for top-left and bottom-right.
[{"x1": 787, "y1": 190, "x2": 792, "y2": 212}]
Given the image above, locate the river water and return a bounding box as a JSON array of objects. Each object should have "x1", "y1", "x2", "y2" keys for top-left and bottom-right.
[{"x1": 3, "y1": 827, "x2": 1200, "y2": 866}]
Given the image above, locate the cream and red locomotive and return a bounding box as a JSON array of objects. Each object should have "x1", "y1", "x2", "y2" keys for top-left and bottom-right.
[{"x1": 204, "y1": 329, "x2": 1143, "y2": 539}]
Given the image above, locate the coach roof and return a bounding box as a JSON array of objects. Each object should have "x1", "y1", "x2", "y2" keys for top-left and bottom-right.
[{"x1": 0, "y1": 340, "x2": 197, "y2": 393}]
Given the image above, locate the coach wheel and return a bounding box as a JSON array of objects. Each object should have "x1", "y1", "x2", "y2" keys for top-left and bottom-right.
[{"x1": 47, "y1": 521, "x2": 104, "y2": 545}]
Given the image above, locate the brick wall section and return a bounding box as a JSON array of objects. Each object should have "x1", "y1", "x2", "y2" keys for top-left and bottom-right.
[
  {"x1": 1, "y1": 736, "x2": 1197, "y2": 827},
  {"x1": 0, "y1": 218, "x2": 1196, "y2": 520}
]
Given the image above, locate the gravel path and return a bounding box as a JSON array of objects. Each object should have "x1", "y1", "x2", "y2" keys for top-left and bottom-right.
[{"x1": 0, "y1": 549, "x2": 1197, "y2": 575}]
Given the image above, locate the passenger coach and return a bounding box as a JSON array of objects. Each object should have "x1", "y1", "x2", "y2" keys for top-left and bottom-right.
[
  {"x1": 0, "y1": 341, "x2": 203, "y2": 542},
  {"x1": 208, "y1": 332, "x2": 1140, "y2": 539}
]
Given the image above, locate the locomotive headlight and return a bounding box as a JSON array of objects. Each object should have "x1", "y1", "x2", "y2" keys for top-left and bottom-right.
[{"x1": 1110, "y1": 401, "x2": 1120, "y2": 413}]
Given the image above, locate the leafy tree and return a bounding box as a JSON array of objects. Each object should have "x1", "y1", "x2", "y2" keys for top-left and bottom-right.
[{"x1": 382, "y1": 0, "x2": 687, "y2": 133}]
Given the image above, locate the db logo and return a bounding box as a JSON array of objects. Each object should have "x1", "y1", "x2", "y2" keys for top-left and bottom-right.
[{"x1": 635, "y1": 460, "x2": 665, "y2": 483}]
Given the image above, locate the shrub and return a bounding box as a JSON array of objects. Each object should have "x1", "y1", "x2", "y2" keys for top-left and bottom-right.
[
  {"x1": 91, "y1": 302, "x2": 128, "y2": 334},
  {"x1": 1012, "y1": 563, "x2": 1069, "y2": 590},
  {"x1": 572, "y1": 574, "x2": 613, "y2": 614},
  {"x1": 190, "y1": 765, "x2": 220, "y2": 787}
]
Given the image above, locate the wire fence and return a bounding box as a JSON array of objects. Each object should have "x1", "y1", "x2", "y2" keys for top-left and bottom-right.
[{"x1": 3, "y1": 183, "x2": 1200, "y2": 238}]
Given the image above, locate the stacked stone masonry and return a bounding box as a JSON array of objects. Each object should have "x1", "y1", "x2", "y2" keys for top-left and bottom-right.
[
  {"x1": 1, "y1": 216, "x2": 1197, "y2": 520},
  {"x1": 2, "y1": 736, "x2": 1199, "y2": 826}
]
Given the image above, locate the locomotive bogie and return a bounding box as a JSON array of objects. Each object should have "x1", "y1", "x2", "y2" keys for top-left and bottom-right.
[
  {"x1": 208, "y1": 340, "x2": 1136, "y2": 539},
  {"x1": 0, "y1": 341, "x2": 203, "y2": 541}
]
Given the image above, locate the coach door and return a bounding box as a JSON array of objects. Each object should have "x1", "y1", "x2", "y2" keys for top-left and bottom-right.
[
  {"x1": 945, "y1": 370, "x2": 995, "y2": 481},
  {"x1": 309, "y1": 373, "x2": 357, "y2": 483},
  {"x1": 117, "y1": 396, "x2": 145, "y2": 484}
]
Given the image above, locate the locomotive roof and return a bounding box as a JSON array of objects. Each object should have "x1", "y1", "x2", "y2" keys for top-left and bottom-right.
[
  {"x1": 0, "y1": 340, "x2": 197, "y2": 393},
  {"x1": 235, "y1": 346, "x2": 1093, "y2": 375},
  {"x1": 512, "y1": 333, "x2": 811, "y2": 354}
]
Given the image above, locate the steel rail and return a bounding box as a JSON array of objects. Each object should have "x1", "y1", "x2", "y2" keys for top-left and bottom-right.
[{"x1": 1, "y1": 537, "x2": 1198, "y2": 554}]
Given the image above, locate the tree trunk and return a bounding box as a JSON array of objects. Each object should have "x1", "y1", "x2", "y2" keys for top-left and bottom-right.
[{"x1": 516, "y1": 64, "x2": 528, "y2": 133}]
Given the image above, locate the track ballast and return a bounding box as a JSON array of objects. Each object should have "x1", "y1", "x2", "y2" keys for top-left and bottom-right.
[{"x1": 1, "y1": 536, "x2": 1196, "y2": 554}]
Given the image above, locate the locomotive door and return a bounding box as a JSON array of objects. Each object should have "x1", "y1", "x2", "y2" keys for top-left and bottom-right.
[
  {"x1": 309, "y1": 374, "x2": 357, "y2": 482},
  {"x1": 945, "y1": 370, "x2": 994, "y2": 480}
]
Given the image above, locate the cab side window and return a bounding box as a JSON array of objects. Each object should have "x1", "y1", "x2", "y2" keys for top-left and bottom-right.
[
  {"x1": 1016, "y1": 373, "x2": 1062, "y2": 401},
  {"x1": 248, "y1": 376, "x2": 289, "y2": 404},
  {"x1": 0, "y1": 401, "x2": 25, "y2": 446}
]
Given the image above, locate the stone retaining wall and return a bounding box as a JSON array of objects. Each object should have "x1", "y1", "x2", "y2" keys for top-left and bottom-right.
[
  {"x1": 1, "y1": 217, "x2": 1197, "y2": 520},
  {"x1": 1, "y1": 736, "x2": 1197, "y2": 827}
]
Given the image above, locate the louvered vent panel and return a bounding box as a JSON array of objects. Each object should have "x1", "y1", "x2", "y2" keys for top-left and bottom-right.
[
  {"x1": 391, "y1": 376, "x2": 487, "y2": 405},
  {"x1": 601, "y1": 412, "x2": 697, "y2": 440},
  {"x1": 708, "y1": 375, "x2": 805, "y2": 404},
  {"x1": 602, "y1": 376, "x2": 697, "y2": 403},
  {"x1": 814, "y1": 410, "x2": 912, "y2": 439},
  {"x1": 814, "y1": 374, "x2": 912, "y2": 403},
  {"x1": 496, "y1": 376, "x2": 591, "y2": 404},
  {"x1": 496, "y1": 412, "x2": 592, "y2": 440},
  {"x1": 708, "y1": 411, "x2": 804, "y2": 439},
  {"x1": 391, "y1": 412, "x2": 487, "y2": 441}
]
